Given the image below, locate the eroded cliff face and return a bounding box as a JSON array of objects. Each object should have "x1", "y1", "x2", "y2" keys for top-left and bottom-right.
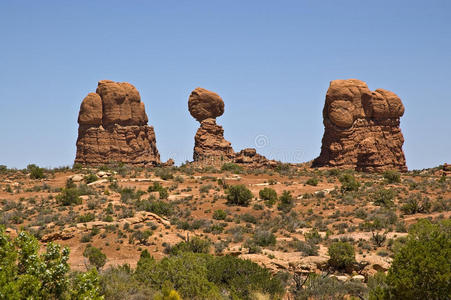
[
  {"x1": 75, "y1": 80, "x2": 160, "y2": 166},
  {"x1": 313, "y1": 79, "x2": 407, "y2": 172}
]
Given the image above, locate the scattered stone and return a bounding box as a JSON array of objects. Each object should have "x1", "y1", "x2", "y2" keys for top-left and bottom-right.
[
  {"x1": 313, "y1": 79, "x2": 407, "y2": 172},
  {"x1": 70, "y1": 174, "x2": 84, "y2": 182},
  {"x1": 352, "y1": 275, "x2": 365, "y2": 282}
]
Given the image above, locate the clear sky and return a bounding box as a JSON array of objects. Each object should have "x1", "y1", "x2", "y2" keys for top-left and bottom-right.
[{"x1": 0, "y1": 0, "x2": 450, "y2": 170}]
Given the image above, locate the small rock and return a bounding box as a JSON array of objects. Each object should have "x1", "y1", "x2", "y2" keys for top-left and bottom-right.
[
  {"x1": 352, "y1": 275, "x2": 365, "y2": 282},
  {"x1": 71, "y1": 174, "x2": 84, "y2": 182}
]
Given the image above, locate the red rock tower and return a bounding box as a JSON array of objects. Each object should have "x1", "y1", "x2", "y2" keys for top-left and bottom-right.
[
  {"x1": 312, "y1": 79, "x2": 407, "y2": 172},
  {"x1": 75, "y1": 80, "x2": 160, "y2": 166}
]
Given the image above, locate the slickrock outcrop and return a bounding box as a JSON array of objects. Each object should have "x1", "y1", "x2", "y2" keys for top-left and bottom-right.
[
  {"x1": 189, "y1": 87, "x2": 276, "y2": 168},
  {"x1": 75, "y1": 80, "x2": 160, "y2": 166},
  {"x1": 312, "y1": 79, "x2": 407, "y2": 172}
]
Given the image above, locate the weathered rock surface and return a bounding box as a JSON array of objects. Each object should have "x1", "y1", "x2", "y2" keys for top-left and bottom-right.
[
  {"x1": 313, "y1": 79, "x2": 407, "y2": 172},
  {"x1": 188, "y1": 87, "x2": 224, "y2": 122},
  {"x1": 193, "y1": 118, "x2": 234, "y2": 161},
  {"x1": 75, "y1": 80, "x2": 160, "y2": 166},
  {"x1": 189, "y1": 88, "x2": 275, "y2": 167}
]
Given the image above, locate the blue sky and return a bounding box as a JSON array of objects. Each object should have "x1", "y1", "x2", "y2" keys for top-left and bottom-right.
[{"x1": 0, "y1": 0, "x2": 450, "y2": 170}]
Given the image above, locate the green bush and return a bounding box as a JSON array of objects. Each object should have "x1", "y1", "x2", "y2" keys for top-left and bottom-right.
[
  {"x1": 401, "y1": 193, "x2": 431, "y2": 214},
  {"x1": 278, "y1": 190, "x2": 294, "y2": 212},
  {"x1": 221, "y1": 163, "x2": 243, "y2": 173},
  {"x1": 259, "y1": 187, "x2": 277, "y2": 206},
  {"x1": 339, "y1": 173, "x2": 360, "y2": 192},
  {"x1": 56, "y1": 187, "x2": 81, "y2": 206},
  {"x1": 137, "y1": 199, "x2": 173, "y2": 216},
  {"x1": 83, "y1": 245, "x2": 107, "y2": 271},
  {"x1": 226, "y1": 185, "x2": 253, "y2": 206},
  {"x1": 120, "y1": 187, "x2": 145, "y2": 203},
  {"x1": 212, "y1": 209, "x2": 227, "y2": 220},
  {"x1": 372, "y1": 188, "x2": 395, "y2": 207},
  {"x1": 148, "y1": 182, "x2": 169, "y2": 199},
  {"x1": 85, "y1": 173, "x2": 98, "y2": 184},
  {"x1": 0, "y1": 228, "x2": 102, "y2": 299},
  {"x1": 155, "y1": 168, "x2": 174, "y2": 180},
  {"x1": 252, "y1": 229, "x2": 276, "y2": 247},
  {"x1": 306, "y1": 177, "x2": 319, "y2": 186},
  {"x1": 379, "y1": 219, "x2": 451, "y2": 299},
  {"x1": 328, "y1": 241, "x2": 356, "y2": 273},
  {"x1": 383, "y1": 170, "x2": 401, "y2": 184},
  {"x1": 166, "y1": 237, "x2": 211, "y2": 255},
  {"x1": 27, "y1": 164, "x2": 45, "y2": 179}
]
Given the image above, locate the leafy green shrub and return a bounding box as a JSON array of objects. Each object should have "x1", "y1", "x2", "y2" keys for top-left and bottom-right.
[
  {"x1": 155, "y1": 168, "x2": 174, "y2": 180},
  {"x1": 306, "y1": 177, "x2": 319, "y2": 186},
  {"x1": 199, "y1": 184, "x2": 213, "y2": 194},
  {"x1": 383, "y1": 170, "x2": 401, "y2": 184},
  {"x1": 85, "y1": 173, "x2": 98, "y2": 184},
  {"x1": 137, "y1": 199, "x2": 173, "y2": 216},
  {"x1": 27, "y1": 164, "x2": 45, "y2": 179},
  {"x1": 339, "y1": 173, "x2": 360, "y2": 192},
  {"x1": 212, "y1": 209, "x2": 227, "y2": 220},
  {"x1": 120, "y1": 187, "x2": 145, "y2": 203},
  {"x1": 207, "y1": 255, "x2": 284, "y2": 299},
  {"x1": 56, "y1": 187, "x2": 81, "y2": 206},
  {"x1": 148, "y1": 182, "x2": 169, "y2": 199},
  {"x1": 78, "y1": 213, "x2": 95, "y2": 223},
  {"x1": 221, "y1": 163, "x2": 243, "y2": 173},
  {"x1": 328, "y1": 241, "x2": 356, "y2": 273},
  {"x1": 131, "y1": 230, "x2": 153, "y2": 245},
  {"x1": 252, "y1": 229, "x2": 276, "y2": 247},
  {"x1": 401, "y1": 193, "x2": 431, "y2": 214},
  {"x1": 166, "y1": 237, "x2": 211, "y2": 255},
  {"x1": 226, "y1": 185, "x2": 253, "y2": 206},
  {"x1": 83, "y1": 245, "x2": 107, "y2": 271},
  {"x1": 289, "y1": 239, "x2": 318, "y2": 256},
  {"x1": 375, "y1": 219, "x2": 451, "y2": 299},
  {"x1": 0, "y1": 228, "x2": 102, "y2": 299},
  {"x1": 278, "y1": 190, "x2": 294, "y2": 212},
  {"x1": 259, "y1": 187, "x2": 278, "y2": 206},
  {"x1": 372, "y1": 188, "x2": 395, "y2": 207}
]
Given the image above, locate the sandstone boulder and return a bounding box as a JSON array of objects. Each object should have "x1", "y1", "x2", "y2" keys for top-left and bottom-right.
[
  {"x1": 313, "y1": 79, "x2": 407, "y2": 172},
  {"x1": 188, "y1": 87, "x2": 224, "y2": 122},
  {"x1": 75, "y1": 80, "x2": 160, "y2": 166},
  {"x1": 193, "y1": 118, "x2": 234, "y2": 161}
]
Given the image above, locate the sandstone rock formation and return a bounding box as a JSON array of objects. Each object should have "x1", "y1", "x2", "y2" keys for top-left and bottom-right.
[
  {"x1": 189, "y1": 88, "x2": 234, "y2": 161},
  {"x1": 312, "y1": 79, "x2": 407, "y2": 172},
  {"x1": 189, "y1": 87, "x2": 276, "y2": 168},
  {"x1": 75, "y1": 80, "x2": 160, "y2": 166}
]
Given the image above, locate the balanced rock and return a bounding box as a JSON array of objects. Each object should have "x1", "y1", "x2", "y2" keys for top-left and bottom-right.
[
  {"x1": 188, "y1": 87, "x2": 224, "y2": 122},
  {"x1": 75, "y1": 80, "x2": 160, "y2": 166},
  {"x1": 313, "y1": 79, "x2": 407, "y2": 172}
]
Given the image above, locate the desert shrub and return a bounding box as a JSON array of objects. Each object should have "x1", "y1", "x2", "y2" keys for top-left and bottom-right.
[
  {"x1": 289, "y1": 239, "x2": 319, "y2": 256},
  {"x1": 199, "y1": 184, "x2": 213, "y2": 194},
  {"x1": 372, "y1": 188, "x2": 395, "y2": 207},
  {"x1": 84, "y1": 173, "x2": 98, "y2": 184},
  {"x1": 78, "y1": 213, "x2": 95, "y2": 223},
  {"x1": 259, "y1": 187, "x2": 278, "y2": 206},
  {"x1": 137, "y1": 199, "x2": 173, "y2": 216},
  {"x1": 166, "y1": 237, "x2": 211, "y2": 255},
  {"x1": 226, "y1": 185, "x2": 253, "y2": 206},
  {"x1": 57, "y1": 187, "x2": 81, "y2": 206},
  {"x1": 0, "y1": 228, "x2": 102, "y2": 299},
  {"x1": 221, "y1": 162, "x2": 243, "y2": 173},
  {"x1": 306, "y1": 177, "x2": 319, "y2": 186},
  {"x1": 155, "y1": 168, "x2": 174, "y2": 180},
  {"x1": 148, "y1": 182, "x2": 169, "y2": 199},
  {"x1": 293, "y1": 273, "x2": 367, "y2": 300},
  {"x1": 278, "y1": 190, "x2": 294, "y2": 212},
  {"x1": 212, "y1": 209, "x2": 227, "y2": 220},
  {"x1": 120, "y1": 187, "x2": 145, "y2": 203},
  {"x1": 305, "y1": 229, "x2": 322, "y2": 244},
  {"x1": 252, "y1": 229, "x2": 276, "y2": 247},
  {"x1": 383, "y1": 170, "x2": 401, "y2": 184},
  {"x1": 328, "y1": 241, "x2": 356, "y2": 273},
  {"x1": 83, "y1": 245, "x2": 107, "y2": 271},
  {"x1": 401, "y1": 193, "x2": 431, "y2": 214},
  {"x1": 339, "y1": 173, "x2": 360, "y2": 192},
  {"x1": 131, "y1": 230, "x2": 153, "y2": 245},
  {"x1": 27, "y1": 164, "x2": 45, "y2": 179},
  {"x1": 376, "y1": 219, "x2": 451, "y2": 299},
  {"x1": 207, "y1": 255, "x2": 284, "y2": 299}
]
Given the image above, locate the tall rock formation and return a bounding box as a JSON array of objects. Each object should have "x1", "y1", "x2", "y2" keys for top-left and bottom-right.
[
  {"x1": 189, "y1": 88, "x2": 234, "y2": 161},
  {"x1": 312, "y1": 79, "x2": 407, "y2": 172},
  {"x1": 75, "y1": 80, "x2": 160, "y2": 166},
  {"x1": 188, "y1": 87, "x2": 276, "y2": 168}
]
